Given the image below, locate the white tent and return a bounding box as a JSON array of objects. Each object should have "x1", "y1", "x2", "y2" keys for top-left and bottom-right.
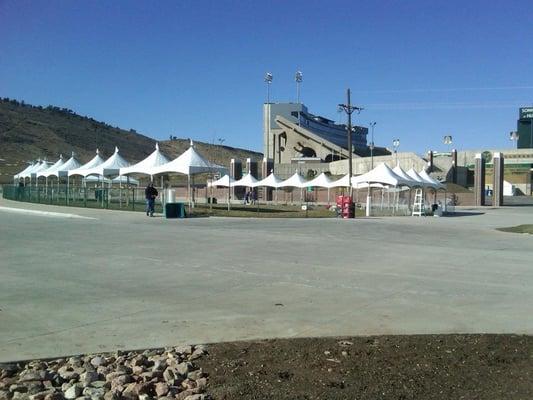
[
  {"x1": 151, "y1": 145, "x2": 227, "y2": 176},
  {"x1": 84, "y1": 175, "x2": 139, "y2": 186},
  {"x1": 233, "y1": 173, "x2": 259, "y2": 187},
  {"x1": 21, "y1": 160, "x2": 52, "y2": 182},
  {"x1": 68, "y1": 149, "x2": 105, "y2": 177},
  {"x1": 278, "y1": 172, "x2": 307, "y2": 188},
  {"x1": 329, "y1": 174, "x2": 351, "y2": 188},
  {"x1": 54, "y1": 154, "x2": 82, "y2": 177},
  {"x1": 418, "y1": 169, "x2": 445, "y2": 189},
  {"x1": 119, "y1": 143, "x2": 170, "y2": 177},
  {"x1": 14, "y1": 162, "x2": 36, "y2": 181},
  {"x1": 210, "y1": 174, "x2": 234, "y2": 187},
  {"x1": 393, "y1": 165, "x2": 419, "y2": 187},
  {"x1": 256, "y1": 173, "x2": 283, "y2": 188},
  {"x1": 37, "y1": 155, "x2": 65, "y2": 178},
  {"x1": 303, "y1": 172, "x2": 333, "y2": 188},
  {"x1": 352, "y1": 163, "x2": 413, "y2": 187},
  {"x1": 75, "y1": 147, "x2": 130, "y2": 178},
  {"x1": 406, "y1": 168, "x2": 431, "y2": 188}
]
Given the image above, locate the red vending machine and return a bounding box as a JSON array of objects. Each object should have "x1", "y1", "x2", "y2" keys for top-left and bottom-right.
[{"x1": 336, "y1": 195, "x2": 355, "y2": 218}]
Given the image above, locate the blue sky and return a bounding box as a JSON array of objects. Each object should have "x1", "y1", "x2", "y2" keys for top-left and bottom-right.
[{"x1": 1, "y1": 0, "x2": 532, "y2": 154}]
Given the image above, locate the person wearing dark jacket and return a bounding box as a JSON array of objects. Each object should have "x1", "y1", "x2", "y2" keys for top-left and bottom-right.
[{"x1": 145, "y1": 183, "x2": 158, "y2": 217}]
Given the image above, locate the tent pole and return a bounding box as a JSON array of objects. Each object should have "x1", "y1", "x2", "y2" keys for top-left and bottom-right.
[
  {"x1": 227, "y1": 184, "x2": 230, "y2": 211},
  {"x1": 119, "y1": 175, "x2": 122, "y2": 208},
  {"x1": 188, "y1": 174, "x2": 191, "y2": 214}
]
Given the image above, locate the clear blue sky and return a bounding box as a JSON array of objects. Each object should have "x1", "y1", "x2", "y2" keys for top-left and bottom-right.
[{"x1": 1, "y1": 0, "x2": 532, "y2": 154}]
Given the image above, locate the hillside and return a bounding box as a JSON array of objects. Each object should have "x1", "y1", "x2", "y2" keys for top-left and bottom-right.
[{"x1": 0, "y1": 99, "x2": 262, "y2": 183}]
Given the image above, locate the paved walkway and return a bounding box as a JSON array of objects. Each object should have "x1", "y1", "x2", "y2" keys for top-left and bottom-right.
[{"x1": 0, "y1": 198, "x2": 532, "y2": 361}]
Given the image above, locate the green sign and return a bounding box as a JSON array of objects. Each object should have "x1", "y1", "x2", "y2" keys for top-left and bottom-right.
[
  {"x1": 307, "y1": 186, "x2": 313, "y2": 192},
  {"x1": 520, "y1": 107, "x2": 533, "y2": 120}
]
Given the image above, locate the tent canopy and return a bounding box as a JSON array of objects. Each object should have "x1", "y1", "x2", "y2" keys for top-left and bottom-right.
[
  {"x1": 233, "y1": 173, "x2": 259, "y2": 187},
  {"x1": 120, "y1": 143, "x2": 170, "y2": 176},
  {"x1": 22, "y1": 160, "x2": 52, "y2": 178},
  {"x1": 406, "y1": 168, "x2": 431, "y2": 188},
  {"x1": 303, "y1": 172, "x2": 333, "y2": 188},
  {"x1": 151, "y1": 145, "x2": 227, "y2": 176},
  {"x1": 352, "y1": 163, "x2": 413, "y2": 187},
  {"x1": 54, "y1": 154, "x2": 82, "y2": 177},
  {"x1": 37, "y1": 155, "x2": 65, "y2": 178},
  {"x1": 79, "y1": 147, "x2": 130, "y2": 177},
  {"x1": 68, "y1": 149, "x2": 105, "y2": 177},
  {"x1": 256, "y1": 173, "x2": 284, "y2": 188},
  {"x1": 418, "y1": 169, "x2": 445, "y2": 190},
  {"x1": 210, "y1": 174, "x2": 235, "y2": 187},
  {"x1": 329, "y1": 174, "x2": 351, "y2": 188},
  {"x1": 14, "y1": 162, "x2": 36, "y2": 180},
  {"x1": 392, "y1": 165, "x2": 419, "y2": 187},
  {"x1": 279, "y1": 172, "x2": 307, "y2": 188}
]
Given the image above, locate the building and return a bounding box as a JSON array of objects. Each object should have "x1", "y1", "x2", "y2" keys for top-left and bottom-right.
[
  {"x1": 517, "y1": 107, "x2": 533, "y2": 149},
  {"x1": 264, "y1": 102, "x2": 386, "y2": 166}
]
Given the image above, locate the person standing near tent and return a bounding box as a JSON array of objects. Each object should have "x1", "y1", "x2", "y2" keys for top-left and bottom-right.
[{"x1": 145, "y1": 182, "x2": 158, "y2": 217}]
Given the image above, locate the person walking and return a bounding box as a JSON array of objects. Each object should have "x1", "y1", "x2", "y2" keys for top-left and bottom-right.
[{"x1": 145, "y1": 182, "x2": 158, "y2": 217}]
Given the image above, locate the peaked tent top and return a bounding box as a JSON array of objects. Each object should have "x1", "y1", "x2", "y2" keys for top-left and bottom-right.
[
  {"x1": 418, "y1": 169, "x2": 445, "y2": 189},
  {"x1": 211, "y1": 174, "x2": 235, "y2": 187},
  {"x1": 233, "y1": 173, "x2": 259, "y2": 187},
  {"x1": 256, "y1": 173, "x2": 284, "y2": 188},
  {"x1": 278, "y1": 172, "x2": 307, "y2": 188},
  {"x1": 21, "y1": 160, "x2": 52, "y2": 178},
  {"x1": 393, "y1": 165, "x2": 420, "y2": 187},
  {"x1": 329, "y1": 174, "x2": 351, "y2": 188},
  {"x1": 38, "y1": 155, "x2": 65, "y2": 178},
  {"x1": 406, "y1": 168, "x2": 432, "y2": 188},
  {"x1": 14, "y1": 162, "x2": 36, "y2": 180},
  {"x1": 120, "y1": 142, "x2": 170, "y2": 176},
  {"x1": 303, "y1": 172, "x2": 333, "y2": 188},
  {"x1": 352, "y1": 163, "x2": 413, "y2": 187},
  {"x1": 68, "y1": 149, "x2": 105, "y2": 176},
  {"x1": 151, "y1": 145, "x2": 227, "y2": 176},
  {"x1": 79, "y1": 147, "x2": 130, "y2": 177}
]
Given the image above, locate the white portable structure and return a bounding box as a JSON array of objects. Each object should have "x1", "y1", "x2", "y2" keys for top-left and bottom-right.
[
  {"x1": 210, "y1": 174, "x2": 235, "y2": 187},
  {"x1": 303, "y1": 172, "x2": 333, "y2": 188},
  {"x1": 68, "y1": 149, "x2": 105, "y2": 177},
  {"x1": 278, "y1": 172, "x2": 307, "y2": 188},
  {"x1": 418, "y1": 169, "x2": 445, "y2": 189},
  {"x1": 119, "y1": 143, "x2": 170, "y2": 178},
  {"x1": 352, "y1": 163, "x2": 413, "y2": 187},
  {"x1": 54, "y1": 154, "x2": 82, "y2": 177},
  {"x1": 329, "y1": 174, "x2": 351, "y2": 188},
  {"x1": 393, "y1": 166, "x2": 419, "y2": 187},
  {"x1": 73, "y1": 147, "x2": 129, "y2": 178},
  {"x1": 256, "y1": 173, "x2": 283, "y2": 188},
  {"x1": 14, "y1": 162, "x2": 36, "y2": 181},
  {"x1": 233, "y1": 173, "x2": 259, "y2": 187},
  {"x1": 37, "y1": 155, "x2": 65, "y2": 178},
  {"x1": 151, "y1": 145, "x2": 227, "y2": 176},
  {"x1": 406, "y1": 168, "x2": 430, "y2": 188}
]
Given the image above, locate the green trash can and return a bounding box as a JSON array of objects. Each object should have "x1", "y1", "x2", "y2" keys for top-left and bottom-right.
[{"x1": 164, "y1": 202, "x2": 186, "y2": 219}]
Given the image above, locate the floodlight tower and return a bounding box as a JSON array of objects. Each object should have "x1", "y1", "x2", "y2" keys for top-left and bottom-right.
[
  {"x1": 295, "y1": 70, "x2": 303, "y2": 127},
  {"x1": 369, "y1": 122, "x2": 376, "y2": 169},
  {"x1": 392, "y1": 138, "x2": 400, "y2": 166},
  {"x1": 264, "y1": 72, "x2": 273, "y2": 161},
  {"x1": 510, "y1": 131, "x2": 519, "y2": 148}
]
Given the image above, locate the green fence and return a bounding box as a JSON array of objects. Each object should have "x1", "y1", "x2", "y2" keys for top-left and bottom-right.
[{"x1": 1, "y1": 184, "x2": 164, "y2": 213}]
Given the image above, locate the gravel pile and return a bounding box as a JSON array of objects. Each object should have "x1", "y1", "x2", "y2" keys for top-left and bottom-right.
[{"x1": 0, "y1": 345, "x2": 210, "y2": 400}]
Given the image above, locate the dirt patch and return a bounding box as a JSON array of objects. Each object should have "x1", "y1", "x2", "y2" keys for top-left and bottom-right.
[{"x1": 196, "y1": 335, "x2": 533, "y2": 400}]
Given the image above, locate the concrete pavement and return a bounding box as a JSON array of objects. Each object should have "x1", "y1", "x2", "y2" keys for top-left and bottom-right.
[{"x1": 0, "y1": 198, "x2": 532, "y2": 362}]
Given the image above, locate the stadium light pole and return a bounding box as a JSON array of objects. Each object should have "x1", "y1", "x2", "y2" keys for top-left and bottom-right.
[
  {"x1": 369, "y1": 122, "x2": 376, "y2": 170},
  {"x1": 264, "y1": 72, "x2": 273, "y2": 162},
  {"x1": 338, "y1": 89, "x2": 363, "y2": 196},
  {"x1": 392, "y1": 138, "x2": 400, "y2": 166},
  {"x1": 295, "y1": 70, "x2": 303, "y2": 127},
  {"x1": 509, "y1": 131, "x2": 519, "y2": 148}
]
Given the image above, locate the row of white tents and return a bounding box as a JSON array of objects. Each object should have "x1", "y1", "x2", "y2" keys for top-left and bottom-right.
[{"x1": 14, "y1": 143, "x2": 227, "y2": 182}]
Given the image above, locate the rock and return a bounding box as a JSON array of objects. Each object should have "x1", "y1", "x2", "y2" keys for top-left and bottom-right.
[
  {"x1": 162, "y1": 368, "x2": 176, "y2": 384},
  {"x1": 95, "y1": 367, "x2": 108, "y2": 377},
  {"x1": 9, "y1": 384, "x2": 28, "y2": 393},
  {"x1": 180, "y1": 379, "x2": 196, "y2": 391},
  {"x1": 89, "y1": 358, "x2": 105, "y2": 369},
  {"x1": 174, "y1": 346, "x2": 192, "y2": 356},
  {"x1": 82, "y1": 387, "x2": 105, "y2": 400},
  {"x1": 44, "y1": 394, "x2": 64, "y2": 400},
  {"x1": 12, "y1": 392, "x2": 31, "y2": 400},
  {"x1": 183, "y1": 395, "x2": 207, "y2": 400},
  {"x1": 151, "y1": 359, "x2": 166, "y2": 372},
  {"x1": 110, "y1": 374, "x2": 132, "y2": 389},
  {"x1": 154, "y1": 382, "x2": 168, "y2": 397},
  {"x1": 88, "y1": 381, "x2": 106, "y2": 389},
  {"x1": 63, "y1": 385, "x2": 81, "y2": 400},
  {"x1": 195, "y1": 378, "x2": 207, "y2": 391},
  {"x1": 58, "y1": 367, "x2": 79, "y2": 382},
  {"x1": 189, "y1": 348, "x2": 205, "y2": 361},
  {"x1": 138, "y1": 395, "x2": 152, "y2": 400},
  {"x1": 79, "y1": 372, "x2": 99, "y2": 387},
  {"x1": 114, "y1": 365, "x2": 131, "y2": 375},
  {"x1": 186, "y1": 370, "x2": 203, "y2": 381},
  {"x1": 25, "y1": 383, "x2": 44, "y2": 395},
  {"x1": 175, "y1": 363, "x2": 191, "y2": 377},
  {"x1": 1, "y1": 364, "x2": 19, "y2": 378},
  {"x1": 67, "y1": 358, "x2": 82, "y2": 368},
  {"x1": 28, "y1": 390, "x2": 55, "y2": 400},
  {"x1": 175, "y1": 390, "x2": 195, "y2": 400},
  {"x1": 121, "y1": 383, "x2": 140, "y2": 399},
  {"x1": 19, "y1": 371, "x2": 45, "y2": 382},
  {"x1": 0, "y1": 389, "x2": 11, "y2": 399}
]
